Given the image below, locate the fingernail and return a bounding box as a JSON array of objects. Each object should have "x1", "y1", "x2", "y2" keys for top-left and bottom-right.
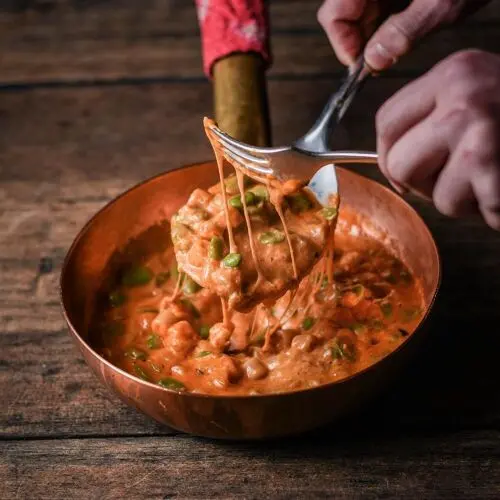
[
  {"x1": 364, "y1": 42, "x2": 397, "y2": 71},
  {"x1": 388, "y1": 179, "x2": 407, "y2": 195}
]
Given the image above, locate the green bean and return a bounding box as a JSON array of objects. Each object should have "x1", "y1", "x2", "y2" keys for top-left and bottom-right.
[
  {"x1": 155, "y1": 271, "x2": 170, "y2": 287},
  {"x1": 109, "y1": 290, "x2": 126, "y2": 308},
  {"x1": 122, "y1": 266, "x2": 154, "y2": 287},
  {"x1": 259, "y1": 229, "x2": 285, "y2": 245},
  {"x1": 302, "y1": 317, "x2": 315, "y2": 331},
  {"x1": 229, "y1": 191, "x2": 256, "y2": 209},
  {"x1": 209, "y1": 236, "x2": 223, "y2": 260},
  {"x1": 331, "y1": 341, "x2": 356, "y2": 362},
  {"x1": 287, "y1": 193, "x2": 312, "y2": 213},
  {"x1": 229, "y1": 194, "x2": 243, "y2": 209},
  {"x1": 223, "y1": 253, "x2": 242, "y2": 268},
  {"x1": 321, "y1": 206, "x2": 338, "y2": 221},
  {"x1": 197, "y1": 351, "x2": 212, "y2": 358},
  {"x1": 125, "y1": 348, "x2": 147, "y2": 361},
  {"x1": 380, "y1": 302, "x2": 393, "y2": 318},
  {"x1": 158, "y1": 377, "x2": 186, "y2": 391},
  {"x1": 146, "y1": 334, "x2": 162, "y2": 349},
  {"x1": 224, "y1": 175, "x2": 252, "y2": 194},
  {"x1": 199, "y1": 325, "x2": 210, "y2": 339},
  {"x1": 183, "y1": 275, "x2": 202, "y2": 295},
  {"x1": 134, "y1": 365, "x2": 150, "y2": 381},
  {"x1": 249, "y1": 184, "x2": 269, "y2": 200},
  {"x1": 180, "y1": 298, "x2": 201, "y2": 318}
]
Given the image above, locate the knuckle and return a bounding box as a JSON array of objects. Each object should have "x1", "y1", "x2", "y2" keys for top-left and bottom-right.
[
  {"x1": 461, "y1": 123, "x2": 497, "y2": 164},
  {"x1": 434, "y1": 107, "x2": 468, "y2": 130},
  {"x1": 385, "y1": 15, "x2": 412, "y2": 52},
  {"x1": 443, "y1": 49, "x2": 484, "y2": 81},
  {"x1": 459, "y1": 88, "x2": 486, "y2": 109},
  {"x1": 431, "y1": 0, "x2": 462, "y2": 21},
  {"x1": 434, "y1": 105, "x2": 489, "y2": 136}
]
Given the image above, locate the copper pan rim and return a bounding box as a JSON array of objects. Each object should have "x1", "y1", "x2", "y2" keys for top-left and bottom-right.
[{"x1": 60, "y1": 160, "x2": 442, "y2": 401}]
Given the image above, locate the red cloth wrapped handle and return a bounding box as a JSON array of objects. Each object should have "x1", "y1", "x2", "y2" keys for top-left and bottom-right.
[{"x1": 196, "y1": 0, "x2": 271, "y2": 77}]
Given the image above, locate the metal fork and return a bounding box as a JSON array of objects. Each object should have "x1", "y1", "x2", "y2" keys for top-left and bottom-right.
[{"x1": 207, "y1": 56, "x2": 378, "y2": 193}]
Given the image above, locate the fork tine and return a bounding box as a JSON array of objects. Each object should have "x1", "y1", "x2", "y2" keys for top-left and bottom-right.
[
  {"x1": 219, "y1": 140, "x2": 269, "y2": 166},
  {"x1": 222, "y1": 149, "x2": 274, "y2": 177},
  {"x1": 208, "y1": 124, "x2": 270, "y2": 155}
]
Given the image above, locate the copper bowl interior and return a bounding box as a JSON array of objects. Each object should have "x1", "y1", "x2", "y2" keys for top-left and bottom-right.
[{"x1": 60, "y1": 161, "x2": 440, "y2": 439}]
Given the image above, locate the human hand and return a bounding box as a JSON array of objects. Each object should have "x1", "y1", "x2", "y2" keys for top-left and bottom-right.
[
  {"x1": 376, "y1": 49, "x2": 500, "y2": 230},
  {"x1": 317, "y1": 0, "x2": 490, "y2": 70}
]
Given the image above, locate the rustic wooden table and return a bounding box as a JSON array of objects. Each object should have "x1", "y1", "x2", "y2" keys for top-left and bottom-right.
[{"x1": 1, "y1": 1, "x2": 500, "y2": 498}]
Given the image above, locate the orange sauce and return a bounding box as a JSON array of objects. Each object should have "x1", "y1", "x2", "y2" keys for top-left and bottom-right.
[
  {"x1": 94, "y1": 206, "x2": 424, "y2": 395},
  {"x1": 92, "y1": 118, "x2": 424, "y2": 395}
]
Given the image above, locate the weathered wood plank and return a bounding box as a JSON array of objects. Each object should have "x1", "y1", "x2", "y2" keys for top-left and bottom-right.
[
  {"x1": 2, "y1": 431, "x2": 500, "y2": 499},
  {"x1": 1, "y1": 80, "x2": 500, "y2": 438},
  {"x1": 1, "y1": 27, "x2": 499, "y2": 85},
  {"x1": 0, "y1": 1, "x2": 499, "y2": 84},
  {"x1": 1, "y1": 0, "x2": 497, "y2": 36},
  {"x1": 0, "y1": 328, "x2": 170, "y2": 437},
  {"x1": 2, "y1": 290, "x2": 500, "y2": 439}
]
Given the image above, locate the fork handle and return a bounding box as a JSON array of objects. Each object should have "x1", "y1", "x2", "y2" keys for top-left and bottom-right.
[
  {"x1": 212, "y1": 53, "x2": 271, "y2": 147},
  {"x1": 294, "y1": 56, "x2": 371, "y2": 154}
]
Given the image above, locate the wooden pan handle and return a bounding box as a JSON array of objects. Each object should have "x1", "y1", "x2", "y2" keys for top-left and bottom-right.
[{"x1": 212, "y1": 53, "x2": 271, "y2": 147}]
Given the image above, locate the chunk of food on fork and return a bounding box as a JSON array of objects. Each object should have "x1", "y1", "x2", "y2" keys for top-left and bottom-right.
[{"x1": 170, "y1": 117, "x2": 339, "y2": 312}]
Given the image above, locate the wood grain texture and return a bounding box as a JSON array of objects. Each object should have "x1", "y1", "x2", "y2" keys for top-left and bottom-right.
[
  {"x1": 2, "y1": 431, "x2": 500, "y2": 499},
  {"x1": 0, "y1": 1, "x2": 499, "y2": 84},
  {"x1": 1, "y1": 1, "x2": 500, "y2": 497},
  {"x1": 1, "y1": 80, "x2": 500, "y2": 440}
]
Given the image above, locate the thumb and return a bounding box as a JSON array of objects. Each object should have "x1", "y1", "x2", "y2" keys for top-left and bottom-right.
[{"x1": 364, "y1": 0, "x2": 462, "y2": 71}]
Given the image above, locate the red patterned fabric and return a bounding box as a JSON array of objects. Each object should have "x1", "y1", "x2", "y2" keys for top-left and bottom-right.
[{"x1": 195, "y1": 0, "x2": 271, "y2": 77}]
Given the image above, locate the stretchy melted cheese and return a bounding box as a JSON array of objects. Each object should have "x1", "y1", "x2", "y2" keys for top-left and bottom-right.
[
  {"x1": 92, "y1": 119, "x2": 425, "y2": 395},
  {"x1": 171, "y1": 119, "x2": 336, "y2": 312}
]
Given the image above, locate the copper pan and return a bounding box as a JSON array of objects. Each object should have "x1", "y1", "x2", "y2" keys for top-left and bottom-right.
[
  {"x1": 60, "y1": 53, "x2": 440, "y2": 439},
  {"x1": 60, "y1": 158, "x2": 440, "y2": 439}
]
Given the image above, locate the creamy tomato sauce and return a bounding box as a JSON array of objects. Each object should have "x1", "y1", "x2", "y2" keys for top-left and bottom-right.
[
  {"x1": 93, "y1": 206, "x2": 424, "y2": 395},
  {"x1": 91, "y1": 118, "x2": 424, "y2": 395},
  {"x1": 171, "y1": 119, "x2": 337, "y2": 313},
  {"x1": 171, "y1": 178, "x2": 333, "y2": 312}
]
